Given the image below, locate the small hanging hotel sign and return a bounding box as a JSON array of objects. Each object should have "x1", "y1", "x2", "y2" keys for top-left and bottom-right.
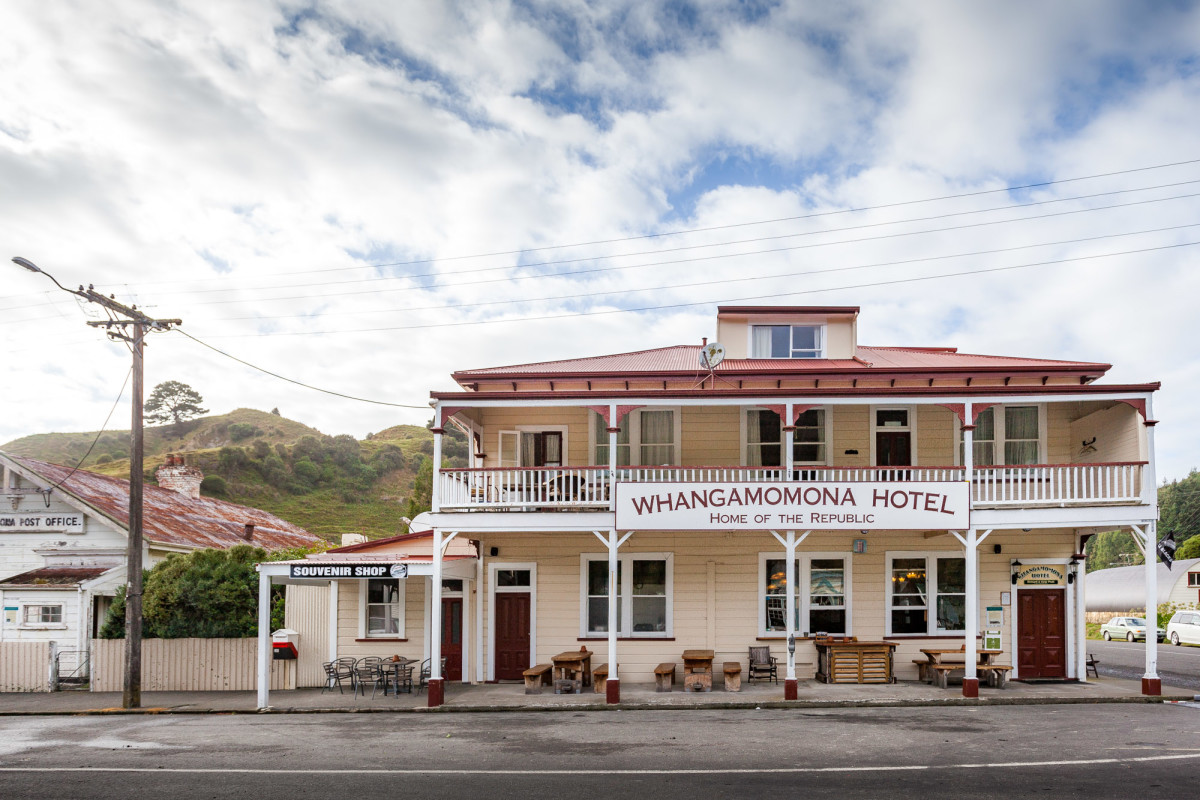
[
  {"x1": 614, "y1": 481, "x2": 970, "y2": 531},
  {"x1": 0, "y1": 513, "x2": 84, "y2": 533},
  {"x1": 1014, "y1": 564, "x2": 1066, "y2": 586},
  {"x1": 289, "y1": 563, "x2": 409, "y2": 579}
]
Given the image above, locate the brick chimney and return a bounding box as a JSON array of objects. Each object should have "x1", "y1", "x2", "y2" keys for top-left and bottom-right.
[{"x1": 155, "y1": 454, "x2": 204, "y2": 499}]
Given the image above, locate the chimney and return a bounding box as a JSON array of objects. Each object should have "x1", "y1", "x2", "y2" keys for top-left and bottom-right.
[
  {"x1": 155, "y1": 453, "x2": 204, "y2": 499},
  {"x1": 340, "y1": 533, "x2": 368, "y2": 547},
  {"x1": 243, "y1": 523, "x2": 255, "y2": 541}
]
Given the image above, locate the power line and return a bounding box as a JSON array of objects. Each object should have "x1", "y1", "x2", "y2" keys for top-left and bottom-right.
[
  {"x1": 204, "y1": 222, "x2": 1200, "y2": 325},
  {"x1": 190, "y1": 239, "x2": 1200, "y2": 338},
  {"x1": 133, "y1": 177, "x2": 1200, "y2": 301},
  {"x1": 172, "y1": 329, "x2": 431, "y2": 409},
  {"x1": 42, "y1": 367, "x2": 133, "y2": 493}
]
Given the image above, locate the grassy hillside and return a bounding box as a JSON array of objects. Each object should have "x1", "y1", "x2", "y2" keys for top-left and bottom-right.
[{"x1": 1, "y1": 409, "x2": 468, "y2": 543}]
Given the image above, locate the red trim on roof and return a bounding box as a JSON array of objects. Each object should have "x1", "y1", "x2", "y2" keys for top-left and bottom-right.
[{"x1": 717, "y1": 305, "x2": 860, "y2": 315}]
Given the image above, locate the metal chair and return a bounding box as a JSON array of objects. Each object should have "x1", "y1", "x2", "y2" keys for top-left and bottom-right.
[
  {"x1": 747, "y1": 646, "x2": 778, "y2": 684},
  {"x1": 416, "y1": 656, "x2": 449, "y2": 693},
  {"x1": 389, "y1": 662, "x2": 414, "y2": 696},
  {"x1": 321, "y1": 661, "x2": 352, "y2": 694},
  {"x1": 354, "y1": 657, "x2": 388, "y2": 698}
]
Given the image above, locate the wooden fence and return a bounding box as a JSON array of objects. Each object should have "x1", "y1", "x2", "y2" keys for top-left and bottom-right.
[
  {"x1": 90, "y1": 638, "x2": 294, "y2": 692},
  {"x1": 0, "y1": 642, "x2": 52, "y2": 692}
]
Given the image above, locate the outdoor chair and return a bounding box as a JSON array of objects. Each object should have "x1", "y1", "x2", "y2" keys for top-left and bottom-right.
[
  {"x1": 389, "y1": 663, "x2": 414, "y2": 696},
  {"x1": 416, "y1": 656, "x2": 449, "y2": 693},
  {"x1": 354, "y1": 661, "x2": 388, "y2": 699},
  {"x1": 321, "y1": 661, "x2": 352, "y2": 694},
  {"x1": 747, "y1": 646, "x2": 778, "y2": 684}
]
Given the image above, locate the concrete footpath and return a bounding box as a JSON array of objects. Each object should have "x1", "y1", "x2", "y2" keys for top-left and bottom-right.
[{"x1": 1, "y1": 675, "x2": 1195, "y2": 715}]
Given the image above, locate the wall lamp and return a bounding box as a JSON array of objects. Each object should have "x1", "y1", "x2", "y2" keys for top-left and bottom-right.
[{"x1": 1010, "y1": 559, "x2": 1022, "y2": 585}]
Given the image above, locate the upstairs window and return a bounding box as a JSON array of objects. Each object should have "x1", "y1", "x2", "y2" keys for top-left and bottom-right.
[
  {"x1": 958, "y1": 406, "x2": 1042, "y2": 466},
  {"x1": 746, "y1": 408, "x2": 829, "y2": 466},
  {"x1": 752, "y1": 325, "x2": 823, "y2": 359},
  {"x1": 592, "y1": 409, "x2": 679, "y2": 466}
]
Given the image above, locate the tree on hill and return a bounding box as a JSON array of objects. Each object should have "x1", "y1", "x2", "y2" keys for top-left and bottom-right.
[{"x1": 144, "y1": 380, "x2": 209, "y2": 425}]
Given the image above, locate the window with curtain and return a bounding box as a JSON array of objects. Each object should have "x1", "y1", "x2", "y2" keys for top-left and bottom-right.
[
  {"x1": 592, "y1": 410, "x2": 675, "y2": 466},
  {"x1": 746, "y1": 409, "x2": 827, "y2": 466},
  {"x1": 761, "y1": 555, "x2": 848, "y2": 635},
  {"x1": 639, "y1": 410, "x2": 675, "y2": 465},
  {"x1": 752, "y1": 325, "x2": 823, "y2": 358},
  {"x1": 593, "y1": 413, "x2": 630, "y2": 466},
  {"x1": 583, "y1": 555, "x2": 670, "y2": 636},
  {"x1": 365, "y1": 579, "x2": 402, "y2": 637},
  {"x1": 888, "y1": 555, "x2": 966, "y2": 635},
  {"x1": 963, "y1": 407, "x2": 996, "y2": 466},
  {"x1": 1004, "y1": 406, "x2": 1039, "y2": 465}
]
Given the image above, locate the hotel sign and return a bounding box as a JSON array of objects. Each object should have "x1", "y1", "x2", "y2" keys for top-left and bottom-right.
[
  {"x1": 614, "y1": 481, "x2": 970, "y2": 531},
  {"x1": 0, "y1": 513, "x2": 84, "y2": 533},
  {"x1": 1014, "y1": 564, "x2": 1066, "y2": 587},
  {"x1": 289, "y1": 563, "x2": 409, "y2": 579}
]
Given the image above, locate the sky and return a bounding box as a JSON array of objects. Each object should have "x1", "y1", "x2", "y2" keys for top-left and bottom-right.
[{"x1": 1, "y1": 1, "x2": 1198, "y2": 481}]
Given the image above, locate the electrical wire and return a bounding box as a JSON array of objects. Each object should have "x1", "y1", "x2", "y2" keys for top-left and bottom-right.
[
  {"x1": 188, "y1": 238, "x2": 1200, "y2": 337},
  {"x1": 172, "y1": 329, "x2": 431, "y2": 409},
  {"x1": 42, "y1": 367, "x2": 133, "y2": 493}
]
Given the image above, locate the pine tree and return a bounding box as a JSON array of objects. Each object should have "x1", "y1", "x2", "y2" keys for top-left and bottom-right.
[{"x1": 143, "y1": 380, "x2": 209, "y2": 425}]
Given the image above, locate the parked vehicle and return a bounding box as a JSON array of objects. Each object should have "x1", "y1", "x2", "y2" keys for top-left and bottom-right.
[
  {"x1": 1100, "y1": 616, "x2": 1165, "y2": 642},
  {"x1": 1166, "y1": 610, "x2": 1200, "y2": 646}
]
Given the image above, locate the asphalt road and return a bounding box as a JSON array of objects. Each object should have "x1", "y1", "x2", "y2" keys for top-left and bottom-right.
[
  {"x1": 2, "y1": 704, "x2": 1198, "y2": 799},
  {"x1": 1088, "y1": 638, "x2": 1200, "y2": 690}
]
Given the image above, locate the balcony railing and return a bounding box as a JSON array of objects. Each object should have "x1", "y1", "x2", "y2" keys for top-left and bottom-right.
[{"x1": 438, "y1": 462, "x2": 1146, "y2": 511}]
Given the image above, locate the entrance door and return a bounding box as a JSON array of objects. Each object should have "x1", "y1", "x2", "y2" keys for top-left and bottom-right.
[
  {"x1": 441, "y1": 597, "x2": 463, "y2": 682},
  {"x1": 1017, "y1": 589, "x2": 1067, "y2": 679},
  {"x1": 494, "y1": 592, "x2": 531, "y2": 680},
  {"x1": 876, "y1": 432, "x2": 911, "y2": 467}
]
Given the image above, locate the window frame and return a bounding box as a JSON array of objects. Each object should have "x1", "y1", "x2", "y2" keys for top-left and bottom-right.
[
  {"x1": 741, "y1": 407, "x2": 833, "y2": 467},
  {"x1": 749, "y1": 324, "x2": 826, "y2": 359},
  {"x1": 869, "y1": 406, "x2": 918, "y2": 466},
  {"x1": 19, "y1": 603, "x2": 65, "y2": 629},
  {"x1": 884, "y1": 551, "x2": 967, "y2": 636},
  {"x1": 359, "y1": 578, "x2": 406, "y2": 639},
  {"x1": 757, "y1": 552, "x2": 852, "y2": 637},
  {"x1": 1188, "y1": 572, "x2": 1200, "y2": 588},
  {"x1": 578, "y1": 552, "x2": 674, "y2": 638},
  {"x1": 955, "y1": 404, "x2": 1048, "y2": 467},
  {"x1": 498, "y1": 425, "x2": 570, "y2": 468},
  {"x1": 589, "y1": 408, "x2": 682, "y2": 467}
]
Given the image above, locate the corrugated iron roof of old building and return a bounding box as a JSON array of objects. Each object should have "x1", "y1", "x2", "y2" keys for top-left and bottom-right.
[
  {"x1": 451, "y1": 344, "x2": 1110, "y2": 381},
  {"x1": 0, "y1": 566, "x2": 114, "y2": 588},
  {"x1": 7, "y1": 455, "x2": 321, "y2": 552}
]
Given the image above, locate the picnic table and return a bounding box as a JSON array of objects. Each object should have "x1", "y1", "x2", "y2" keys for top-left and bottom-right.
[
  {"x1": 682, "y1": 649, "x2": 715, "y2": 692},
  {"x1": 551, "y1": 649, "x2": 593, "y2": 694},
  {"x1": 916, "y1": 646, "x2": 1009, "y2": 688}
]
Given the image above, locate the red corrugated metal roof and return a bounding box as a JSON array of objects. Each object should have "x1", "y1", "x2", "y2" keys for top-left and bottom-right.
[
  {"x1": 0, "y1": 566, "x2": 114, "y2": 587},
  {"x1": 6, "y1": 455, "x2": 320, "y2": 552},
  {"x1": 452, "y1": 344, "x2": 1109, "y2": 381}
]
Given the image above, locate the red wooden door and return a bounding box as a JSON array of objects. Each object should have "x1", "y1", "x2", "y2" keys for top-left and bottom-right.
[
  {"x1": 494, "y1": 592, "x2": 531, "y2": 680},
  {"x1": 442, "y1": 597, "x2": 463, "y2": 682},
  {"x1": 876, "y1": 431, "x2": 912, "y2": 467},
  {"x1": 1017, "y1": 589, "x2": 1067, "y2": 679}
]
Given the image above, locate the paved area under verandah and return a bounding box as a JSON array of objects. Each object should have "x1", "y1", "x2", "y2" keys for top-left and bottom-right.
[{"x1": 0, "y1": 675, "x2": 1194, "y2": 715}]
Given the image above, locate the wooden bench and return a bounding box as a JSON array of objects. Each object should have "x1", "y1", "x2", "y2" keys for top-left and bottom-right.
[
  {"x1": 522, "y1": 664, "x2": 553, "y2": 694},
  {"x1": 929, "y1": 663, "x2": 1013, "y2": 689},
  {"x1": 592, "y1": 663, "x2": 618, "y2": 694},
  {"x1": 912, "y1": 658, "x2": 932, "y2": 683},
  {"x1": 722, "y1": 662, "x2": 742, "y2": 692},
  {"x1": 654, "y1": 662, "x2": 676, "y2": 692}
]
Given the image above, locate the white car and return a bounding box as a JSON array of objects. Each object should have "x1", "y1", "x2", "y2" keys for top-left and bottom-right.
[{"x1": 1166, "y1": 610, "x2": 1200, "y2": 646}]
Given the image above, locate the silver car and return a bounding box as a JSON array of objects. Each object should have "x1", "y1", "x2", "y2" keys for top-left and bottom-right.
[
  {"x1": 1100, "y1": 616, "x2": 1165, "y2": 642},
  {"x1": 1166, "y1": 610, "x2": 1200, "y2": 646}
]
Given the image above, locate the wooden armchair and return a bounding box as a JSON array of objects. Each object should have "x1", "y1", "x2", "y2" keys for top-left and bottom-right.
[{"x1": 747, "y1": 646, "x2": 778, "y2": 684}]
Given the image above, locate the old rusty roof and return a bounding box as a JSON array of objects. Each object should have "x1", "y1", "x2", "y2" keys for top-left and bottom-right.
[
  {"x1": 0, "y1": 566, "x2": 115, "y2": 588},
  {"x1": 6, "y1": 455, "x2": 321, "y2": 552}
]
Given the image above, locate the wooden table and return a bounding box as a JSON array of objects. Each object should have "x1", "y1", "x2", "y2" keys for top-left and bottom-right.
[
  {"x1": 384, "y1": 658, "x2": 415, "y2": 695},
  {"x1": 815, "y1": 640, "x2": 896, "y2": 684},
  {"x1": 682, "y1": 649, "x2": 715, "y2": 692},
  {"x1": 917, "y1": 647, "x2": 1004, "y2": 687},
  {"x1": 551, "y1": 650, "x2": 593, "y2": 694}
]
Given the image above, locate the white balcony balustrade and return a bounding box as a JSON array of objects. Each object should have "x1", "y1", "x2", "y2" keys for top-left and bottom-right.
[{"x1": 438, "y1": 462, "x2": 1145, "y2": 511}]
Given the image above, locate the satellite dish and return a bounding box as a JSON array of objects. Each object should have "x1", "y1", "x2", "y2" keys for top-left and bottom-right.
[
  {"x1": 408, "y1": 512, "x2": 433, "y2": 535},
  {"x1": 700, "y1": 342, "x2": 725, "y2": 370}
]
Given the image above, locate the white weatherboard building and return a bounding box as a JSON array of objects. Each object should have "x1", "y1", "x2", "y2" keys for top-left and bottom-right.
[{"x1": 258, "y1": 305, "x2": 1164, "y2": 707}]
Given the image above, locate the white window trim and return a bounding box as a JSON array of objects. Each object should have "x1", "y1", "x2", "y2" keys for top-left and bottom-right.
[
  {"x1": 358, "y1": 578, "x2": 406, "y2": 639},
  {"x1": 869, "y1": 406, "x2": 919, "y2": 466},
  {"x1": 884, "y1": 551, "x2": 966, "y2": 636},
  {"x1": 757, "y1": 552, "x2": 852, "y2": 637},
  {"x1": 953, "y1": 404, "x2": 1048, "y2": 467},
  {"x1": 588, "y1": 408, "x2": 682, "y2": 466},
  {"x1": 740, "y1": 407, "x2": 833, "y2": 467},
  {"x1": 498, "y1": 425, "x2": 569, "y2": 468},
  {"x1": 748, "y1": 323, "x2": 827, "y2": 359},
  {"x1": 486, "y1": 562, "x2": 537, "y2": 682},
  {"x1": 18, "y1": 602, "x2": 67, "y2": 630},
  {"x1": 578, "y1": 552, "x2": 674, "y2": 638}
]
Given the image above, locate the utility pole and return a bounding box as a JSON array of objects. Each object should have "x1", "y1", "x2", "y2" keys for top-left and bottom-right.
[{"x1": 11, "y1": 258, "x2": 180, "y2": 709}]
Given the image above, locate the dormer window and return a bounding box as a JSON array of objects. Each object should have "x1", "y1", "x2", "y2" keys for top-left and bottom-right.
[{"x1": 751, "y1": 324, "x2": 824, "y2": 359}]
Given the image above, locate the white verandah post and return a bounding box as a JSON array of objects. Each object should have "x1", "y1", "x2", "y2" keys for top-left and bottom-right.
[
  {"x1": 961, "y1": 401, "x2": 979, "y2": 698},
  {"x1": 256, "y1": 568, "x2": 271, "y2": 709},
  {"x1": 427, "y1": 528, "x2": 458, "y2": 707},
  {"x1": 770, "y1": 529, "x2": 809, "y2": 700},
  {"x1": 1135, "y1": 522, "x2": 1161, "y2": 695},
  {"x1": 594, "y1": 528, "x2": 632, "y2": 703}
]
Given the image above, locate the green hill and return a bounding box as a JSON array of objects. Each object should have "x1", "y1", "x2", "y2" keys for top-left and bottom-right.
[{"x1": 1, "y1": 409, "x2": 468, "y2": 543}]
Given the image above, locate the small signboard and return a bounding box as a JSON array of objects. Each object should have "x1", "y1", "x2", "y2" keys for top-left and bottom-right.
[
  {"x1": 0, "y1": 513, "x2": 84, "y2": 533},
  {"x1": 614, "y1": 481, "x2": 970, "y2": 531},
  {"x1": 1014, "y1": 564, "x2": 1066, "y2": 587},
  {"x1": 986, "y1": 606, "x2": 1003, "y2": 626},
  {"x1": 289, "y1": 563, "x2": 408, "y2": 579}
]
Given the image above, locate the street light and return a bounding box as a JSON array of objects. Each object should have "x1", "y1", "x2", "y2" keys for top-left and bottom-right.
[{"x1": 10, "y1": 256, "x2": 181, "y2": 709}]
